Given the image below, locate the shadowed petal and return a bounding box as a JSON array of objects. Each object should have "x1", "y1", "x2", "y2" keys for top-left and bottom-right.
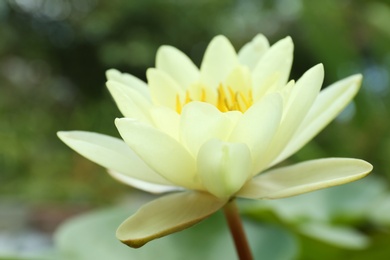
[
  {"x1": 116, "y1": 191, "x2": 227, "y2": 248},
  {"x1": 57, "y1": 131, "x2": 171, "y2": 185},
  {"x1": 108, "y1": 170, "x2": 182, "y2": 194},
  {"x1": 237, "y1": 158, "x2": 372, "y2": 199}
]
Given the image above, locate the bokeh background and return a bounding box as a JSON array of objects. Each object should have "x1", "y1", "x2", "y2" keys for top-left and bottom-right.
[{"x1": 1, "y1": 0, "x2": 390, "y2": 259}]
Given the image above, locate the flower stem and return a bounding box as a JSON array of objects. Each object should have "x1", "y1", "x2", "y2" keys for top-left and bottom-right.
[{"x1": 223, "y1": 199, "x2": 253, "y2": 260}]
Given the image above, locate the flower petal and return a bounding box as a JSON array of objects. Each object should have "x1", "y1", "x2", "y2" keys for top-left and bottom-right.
[
  {"x1": 229, "y1": 93, "x2": 283, "y2": 174},
  {"x1": 106, "y1": 69, "x2": 151, "y2": 100},
  {"x1": 115, "y1": 118, "x2": 199, "y2": 189},
  {"x1": 197, "y1": 139, "x2": 252, "y2": 199},
  {"x1": 225, "y1": 66, "x2": 252, "y2": 93},
  {"x1": 237, "y1": 158, "x2": 372, "y2": 199},
  {"x1": 238, "y1": 34, "x2": 270, "y2": 70},
  {"x1": 106, "y1": 80, "x2": 153, "y2": 123},
  {"x1": 200, "y1": 35, "x2": 238, "y2": 88},
  {"x1": 57, "y1": 131, "x2": 171, "y2": 185},
  {"x1": 108, "y1": 170, "x2": 182, "y2": 194},
  {"x1": 252, "y1": 36, "x2": 293, "y2": 99},
  {"x1": 116, "y1": 191, "x2": 227, "y2": 248},
  {"x1": 265, "y1": 64, "x2": 324, "y2": 169},
  {"x1": 150, "y1": 106, "x2": 180, "y2": 140},
  {"x1": 180, "y1": 102, "x2": 234, "y2": 157},
  {"x1": 275, "y1": 74, "x2": 362, "y2": 164},
  {"x1": 147, "y1": 68, "x2": 184, "y2": 109},
  {"x1": 156, "y1": 45, "x2": 200, "y2": 89}
]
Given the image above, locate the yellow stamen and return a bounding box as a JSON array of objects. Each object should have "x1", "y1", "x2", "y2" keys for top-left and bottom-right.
[
  {"x1": 200, "y1": 88, "x2": 206, "y2": 102},
  {"x1": 175, "y1": 84, "x2": 253, "y2": 114},
  {"x1": 176, "y1": 95, "x2": 183, "y2": 114}
]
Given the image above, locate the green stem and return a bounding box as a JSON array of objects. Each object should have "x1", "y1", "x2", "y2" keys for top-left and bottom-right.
[{"x1": 223, "y1": 199, "x2": 253, "y2": 260}]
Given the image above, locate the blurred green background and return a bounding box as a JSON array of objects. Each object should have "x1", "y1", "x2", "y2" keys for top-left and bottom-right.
[{"x1": 1, "y1": 0, "x2": 390, "y2": 259}]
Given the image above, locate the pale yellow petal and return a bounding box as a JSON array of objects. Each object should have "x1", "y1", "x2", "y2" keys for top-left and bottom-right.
[
  {"x1": 106, "y1": 69, "x2": 150, "y2": 100},
  {"x1": 147, "y1": 68, "x2": 184, "y2": 109},
  {"x1": 263, "y1": 64, "x2": 324, "y2": 169},
  {"x1": 106, "y1": 80, "x2": 153, "y2": 123},
  {"x1": 150, "y1": 106, "x2": 180, "y2": 140},
  {"x1": 156, "y1": 45, "x2": 200, "y2": 89},
  {"x1": 180, "y1": 102, "x2": 234, "y2": 157},
  {"x1": 200, "y1": 35, "x2": 238, "y2": 88},
  {"x1": 116, "y1": 191, "x2": 227, "y2": 248},
  {"x1": 57, "y1": 131, "x2": 171, "y2": 185},
  {"x1": 237, "y1": 158, "x2": 373, "y2": 199},
  {"x1": 274, "y1": 74, "x2": 362, "y2": 164},
  {"x1": 115, "y1": 118, "x2": 199, "y2": 189},
  {"x1": 229, "y1": 93, "x2": 283, "y2": 175},
  {"x1": 252, "y1": 36, "x2": 293, "y2": 99},
  {"x1": 225, "y1": 66, "x2": 252, "y2": 93},
  {"x1": 238, "y1": 34, "x2": 270, "y2": 70},
  {"x1": 108, "y1": 170, "x2": 182, "y2": 194},
  {"x1": 197, "y1": 139, "x2": 252, "y2": 199}
]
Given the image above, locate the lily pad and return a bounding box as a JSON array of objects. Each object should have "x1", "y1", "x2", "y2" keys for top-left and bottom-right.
[{"x1": 54, "y1": 205, "x2": 298, "y2": 260}]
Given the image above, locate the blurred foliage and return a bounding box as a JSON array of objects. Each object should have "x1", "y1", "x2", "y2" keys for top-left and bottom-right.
[{"x1": 1, "y1": 0, "x2": 390, "y2": 258}]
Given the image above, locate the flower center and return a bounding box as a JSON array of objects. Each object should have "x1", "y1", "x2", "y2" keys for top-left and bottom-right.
[{"x1": 176, "y1": 84, "x2": 253, "y2": 114}]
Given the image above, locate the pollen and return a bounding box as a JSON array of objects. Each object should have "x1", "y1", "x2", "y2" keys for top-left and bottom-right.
[{"x1": 175, "y1": 84, "x2": 253, "y2": 114}]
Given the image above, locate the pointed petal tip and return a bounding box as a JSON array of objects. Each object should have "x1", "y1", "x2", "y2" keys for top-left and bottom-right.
[
  {"x1": 57, "y1": 130, "x2": 76, "y2": 141},
  {"x1": 276, "y1": 36, "x2": 293, "y2": 50}
]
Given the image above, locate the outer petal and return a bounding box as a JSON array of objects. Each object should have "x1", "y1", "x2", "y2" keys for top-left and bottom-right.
[
  {"x1": 147, "y1": 68, "x2": 184, "y2": 109},
  {"x1": 106, "y1": 69, "x2": 151, "y2": 100},
  {"x1": 115, "y1": 118, "x2": 199, "y2": 189},
  {"x1": 200, "y1": 35, "x2": 238, "y2": 88},
  {"x1": 116, "y1": 191, "x2": 227, "y2": 248},
  {"x1": 106, "y1": 80, "x2": 153, "y2": 123},
  {"x1": 156, "y1": 46, "x2": 200, "y2": 89},
  {"x1": 57, "y1": 131, "x2": 171, "y2": 185},
  {"x1": 229, "y1": 93, "x2": 283, "y2": 175},
  {"x1": 180, "y1": 102, "x2": 234, "y2": 157},
  {"x1": 252, "y1": 36, "x2": 293, "y2": 99},
  {"x1": 108, "y1": 170, "x2": 182, "y2": 194},
  {"x1": 197, "y1": 139, "x2": 252, "y2": 199},
  {"x1": 237, "y1": 158, "x2": 373, "y2": 199},
  {"x1": 274, "y1": 74, "x2": 362, "y2": 164},
  {"x1": 238, "y1": 34, "x2": 270, "y2": 70},
  {"x1": 264, "y1": 64, "x2": 324, "y2": 169}
]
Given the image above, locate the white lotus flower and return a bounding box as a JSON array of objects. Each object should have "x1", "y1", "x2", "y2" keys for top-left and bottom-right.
[{"x1": 58, "y1": 34, "x2": 372, "y2": 248}]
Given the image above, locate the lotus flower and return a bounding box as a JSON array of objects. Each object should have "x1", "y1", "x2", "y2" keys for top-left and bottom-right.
[{"x1": 58, "y1": 34, "x2": 372, "y2": 248}]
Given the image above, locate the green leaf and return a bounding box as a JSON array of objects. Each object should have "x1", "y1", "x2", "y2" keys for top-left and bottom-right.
[{"x1": 54, "y1": 205, "x2": 298, "y2": 260}]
